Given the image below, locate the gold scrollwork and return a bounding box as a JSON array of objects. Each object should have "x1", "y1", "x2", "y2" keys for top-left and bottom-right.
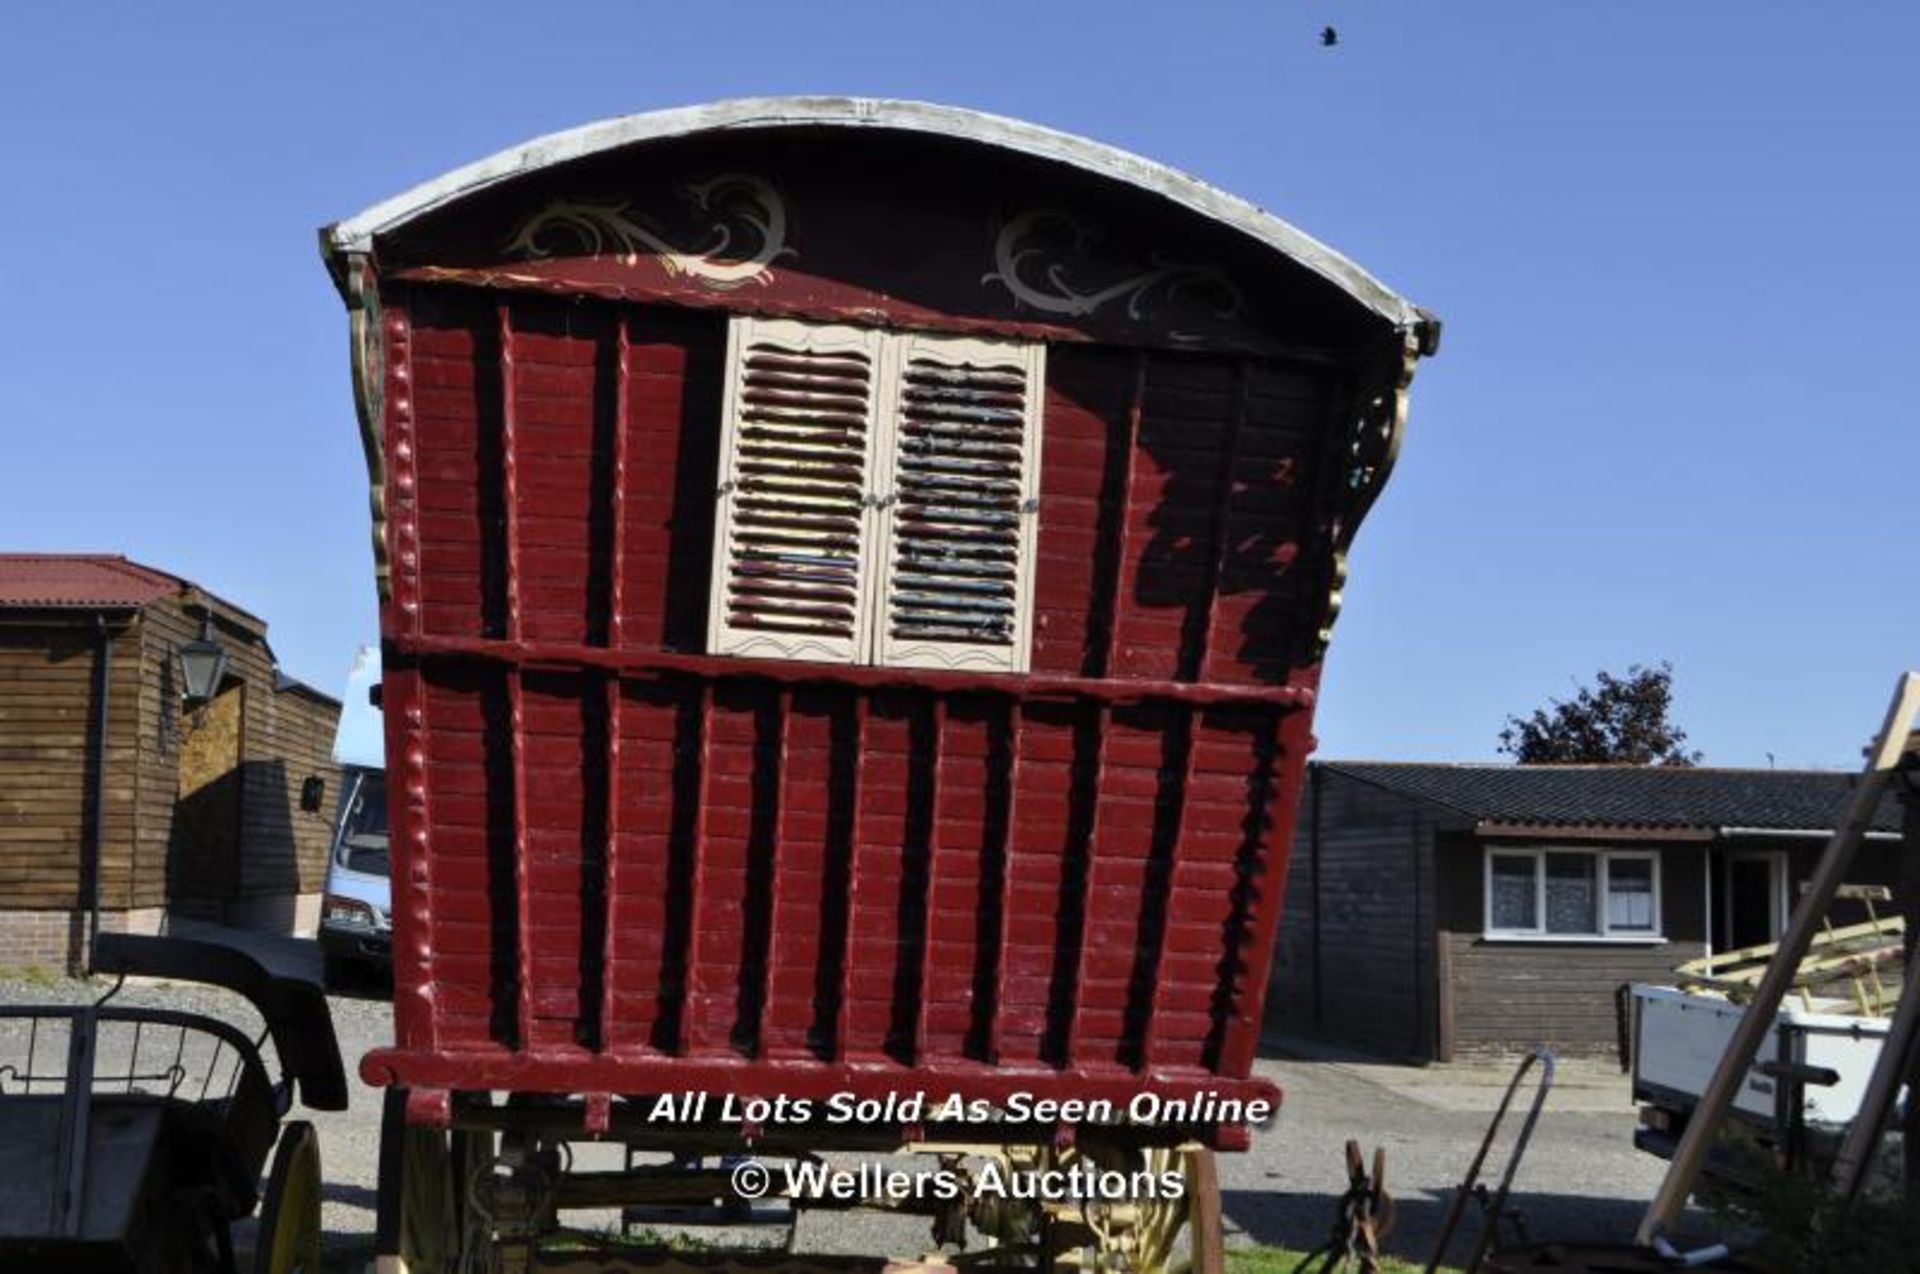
[
  {"x1": 983, "y1": 208, "x2": 1244, "y2": 340},
  {"x1": 345, "y1": 256, "x2": 392, "y2": 603},
  {"x1": 506, "y1": 174, "x2": 793, "y2": 289},
  {"x1": 1313, "y1": 329, "x2": 1421, "y2": 658}
]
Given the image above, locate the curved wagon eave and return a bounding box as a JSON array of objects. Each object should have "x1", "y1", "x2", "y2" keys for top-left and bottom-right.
[{"x1": 317, "y1": 95, "x2": 1434, "y2": 336}]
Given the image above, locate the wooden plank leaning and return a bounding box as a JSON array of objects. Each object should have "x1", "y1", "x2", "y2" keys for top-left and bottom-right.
[{"x1": 1635, "y1": 671, "x2": 1920, "y2": 1246}]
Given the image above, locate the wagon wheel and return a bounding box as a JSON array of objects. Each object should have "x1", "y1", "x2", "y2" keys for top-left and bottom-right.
[
  {"x1": 1184, "y1": 1149, "x2": 1225, "y2": 1274},
  {"x1": 254, "y1": 1120, "x2": 323, "y2": 1274},
  {"x1": 377, "y1": 1091, "x2": 499, "y2": 1273},
  {"x1": 1038, "y1": 1145, "x2": 1223, "y2": 1274}
]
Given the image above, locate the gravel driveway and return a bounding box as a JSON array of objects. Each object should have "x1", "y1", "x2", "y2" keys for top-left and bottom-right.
[{"x1": 0, "y1": 964, "x2": 1673, "y2": 1269}]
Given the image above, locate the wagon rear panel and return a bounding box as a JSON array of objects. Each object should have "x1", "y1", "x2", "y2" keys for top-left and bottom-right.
[{"x1": 372, "y1": 283, "x2": 1340, "y2": 1113}]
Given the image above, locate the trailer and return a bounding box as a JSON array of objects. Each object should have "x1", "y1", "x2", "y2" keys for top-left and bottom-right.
[
  {"x1": 1632, "y1": 889, "x2": 1905, "y2": 1173},
  {"x1": 319, "y1": 97, "x2": 1437, "y2": 1271},
  {"x1": 1633, "y1": 984, "x2": 1890, "y2": 1162}
]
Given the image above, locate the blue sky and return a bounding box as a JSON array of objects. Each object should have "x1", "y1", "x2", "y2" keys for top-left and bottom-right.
[{"x1": 2, "y1": 3, "x2": 1913, "y2": 768}]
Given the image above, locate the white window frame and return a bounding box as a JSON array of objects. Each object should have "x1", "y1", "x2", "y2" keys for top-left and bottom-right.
[
  {"x1": 1483, "y1": 846, "x2": 1664, "y2": 943},
  {"x1": 708, "y1": 316, "x2": 1045, "y2": 672}
]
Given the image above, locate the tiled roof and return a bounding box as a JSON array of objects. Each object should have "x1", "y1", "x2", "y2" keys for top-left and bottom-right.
[
  {"x1": 0, "y1": 554, "x2": 183, "y2": 609},
  {"x1": 1322, "y1": 761, "x2": 1905, "y2": 835}
]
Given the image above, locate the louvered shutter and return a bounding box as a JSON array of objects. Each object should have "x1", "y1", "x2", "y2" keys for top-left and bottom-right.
[
  {"x1": 708, "y1": 317, "x2": 883, "y2": 663},
  {"x1": 870, "y1": 333, "x2": 1046, "y2": 672}
]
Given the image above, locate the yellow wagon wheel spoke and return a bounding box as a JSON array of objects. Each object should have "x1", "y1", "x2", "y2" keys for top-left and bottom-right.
[
  {"x1": 255, "y1": 1120, "x2": 323, "y2": 1274},
  {"x1": 1037, "y1": 1144, "x2": 1223, "y2": 1274}
]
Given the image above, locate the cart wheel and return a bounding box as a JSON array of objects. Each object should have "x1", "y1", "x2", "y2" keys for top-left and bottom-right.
[
  {"x1": 1184, "y1": 1149, "x2": 1225, "y2": 1274},
  {"x1": 255, "y1": 1120, "x2": 323, "y2": 1274},
  {"x1": 378, "y1": 1091, "x2": 456, "y2": 1273},
  {"x1": 376, "y1": 1091, "x2": 498, "y2": 1274}
]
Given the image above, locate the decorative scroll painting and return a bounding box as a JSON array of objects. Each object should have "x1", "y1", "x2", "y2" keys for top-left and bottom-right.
[
  {"x1": 983, "y1": 208, "x2": 1244, "y2": 343},
  {"x1": 507, "y1": 174, "x2": 793, "y2": 290},
  {"x1": 374, "y1": 132, "x2": 1378, "y2": 354}
]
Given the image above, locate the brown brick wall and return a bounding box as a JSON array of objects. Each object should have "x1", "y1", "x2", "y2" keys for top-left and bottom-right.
[
  {"x1": 1436, "y1": 835, "x2": 1710, "y2": 1060},
  {"x1": 0, "y1": 906, "x2": 164, "y2": 973}
]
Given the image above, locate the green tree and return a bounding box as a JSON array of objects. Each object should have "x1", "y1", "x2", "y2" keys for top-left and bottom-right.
[{"x1": 1498, "y1": 662, "x2": 1701, "y2": 766}]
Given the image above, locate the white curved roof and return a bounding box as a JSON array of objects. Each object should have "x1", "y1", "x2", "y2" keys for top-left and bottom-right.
[{"x1": 324, "y1": 96, "x2": 1423, "y2": 329}]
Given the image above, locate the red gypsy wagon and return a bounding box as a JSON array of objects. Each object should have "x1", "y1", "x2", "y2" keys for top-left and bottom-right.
[{"x1": 321, "y1": 98, "x2": 1436, "y2": 1271}]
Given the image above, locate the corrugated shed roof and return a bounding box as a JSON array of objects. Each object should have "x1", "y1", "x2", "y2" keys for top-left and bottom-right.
[
  {"x1": 0, "y1": 554, "x2": 183, "y2": 609},
  {"x1": 1322, "y1": 761, "x2": 1905, "y2": 835}
]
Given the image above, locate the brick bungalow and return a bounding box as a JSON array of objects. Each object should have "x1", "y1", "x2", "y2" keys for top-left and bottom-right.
[{"x1": 1264, "y1": 761, "x2": 1908, "y2": 1061}]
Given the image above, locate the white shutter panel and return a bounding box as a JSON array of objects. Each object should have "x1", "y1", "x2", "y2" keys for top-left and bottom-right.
[
  {"x1": 708, "y1": 317, "x2": 883, "y2": 663},
  {"x1": 871, "y1": 333, "x2": 1045, "y2": 672}
]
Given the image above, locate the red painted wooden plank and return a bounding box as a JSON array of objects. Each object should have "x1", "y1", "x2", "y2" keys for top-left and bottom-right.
[
  {"x1": 498, "y1": 300, "x2": 522, "y2": 641},
  {"x1": 676, "y1": 681, "x2": 713, "y2": 1057},
  {"x1": 834, "y1": 693, "x2": 867, "y2": 1062},
  {"x1": 507, "y1": 668, "x2": 533, "y2": 1049},
  {"x1": 988, "y1": 702, "x2": 1023, "y2": 1065},
  {"x1": 389, "y1": 632, "x2": 1311, "y2": 714},
  {"x1": 1193, "y1": 364, "x2": 1252, "y2": 683},
  {"x1": 611, "y1": 312, "x2": 632, "y2": 649},
  {"x1": 1098, "y1": 352, "x2": 1147, "y2": 678},
  {"x1": 921, "y1": 702, "x2": 992, "y2": 1061},
  {"x1": 385, "y1": 665, "x2": 439, "y2": 1051},
  {"x1": 494, "y1": 300, "x2": 533, "y2": 1050},
  {"x1": 911, "y1": 698, "x2": 945, "y2": 1063},
  {"x1": 847, "y1": 698, "x2": 915, "y2": 1059},
  {"x1": 599, "y1": 670, "x2": 622, "y2": 1053},
  {"x1": 597, "y1": 313, "x2": 631, "y2": 1053},
  {"x1": 1141, "y1": 705, "x2": 1201, "y2": 1068},
  {"x1": 382, "y1": 299, "x2": 422, "y2": 638},
  {"x1": 760, "y1": 686, "x2": 792, "y2": 1058},
  {"x1": 1215, "y1": 708, "x2": 1312, "y2": 1075},
  {"x1": 1031, "y1": 348, "x2": 1134, "y2": 676},
  {"x1": 1065, "y1": 705, "x2": 1107, "y2": 1067}
]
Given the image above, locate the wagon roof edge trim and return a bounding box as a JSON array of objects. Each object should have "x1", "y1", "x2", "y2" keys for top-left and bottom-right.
[{"x1": 320, "y1": 96, "x2": 1427, "y2": 330}]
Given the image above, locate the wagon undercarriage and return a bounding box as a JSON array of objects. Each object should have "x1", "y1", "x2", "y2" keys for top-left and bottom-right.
[{"x1": 380, "y1": 1088, "x2": 1228, "y2": 1274}]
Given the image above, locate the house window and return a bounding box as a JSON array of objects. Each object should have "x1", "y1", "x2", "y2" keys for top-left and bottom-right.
[
  {"x1": 707, "y1": 316, "x2": 1046, "y2": 672},
  {"x1": 1484, "y1": 848, "x2": 1661, "y2": 940}
]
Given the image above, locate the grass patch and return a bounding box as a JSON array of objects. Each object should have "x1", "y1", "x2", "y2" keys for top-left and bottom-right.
[
  {"x1": 1229, "y1": 1244, "x2": 1452, "y2": 1274},
  {"x1": 0, "y1": 963, "x2": 69, "y2": 987}
]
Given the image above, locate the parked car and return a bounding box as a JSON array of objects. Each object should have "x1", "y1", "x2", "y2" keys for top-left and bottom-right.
[{"x1": 318, "y1": 646, "x2": 390, "y2": 981}]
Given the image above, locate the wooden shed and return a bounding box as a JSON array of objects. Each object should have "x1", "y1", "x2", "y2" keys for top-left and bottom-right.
[
  {"x1": 1265, "y1": 761, "x2": 1909, "y2": 1061},
  {"x1": 0, "y1": 554, "x2": 342, "y2": 970}
]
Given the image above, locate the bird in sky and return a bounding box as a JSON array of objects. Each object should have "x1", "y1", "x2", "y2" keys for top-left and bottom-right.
[{"x1": 1321, "y1": 25, "x2": 1339, "y2": 47}]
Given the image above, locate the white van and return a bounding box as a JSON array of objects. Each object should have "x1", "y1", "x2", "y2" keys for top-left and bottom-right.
[{"x1": 318, "y1": 647, "x2": 390, "y2": 981}]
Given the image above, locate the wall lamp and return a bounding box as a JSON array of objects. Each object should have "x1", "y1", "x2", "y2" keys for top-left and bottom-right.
[{"x1": 177, "y1": 615, "x2": 230, "y2": 707}]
